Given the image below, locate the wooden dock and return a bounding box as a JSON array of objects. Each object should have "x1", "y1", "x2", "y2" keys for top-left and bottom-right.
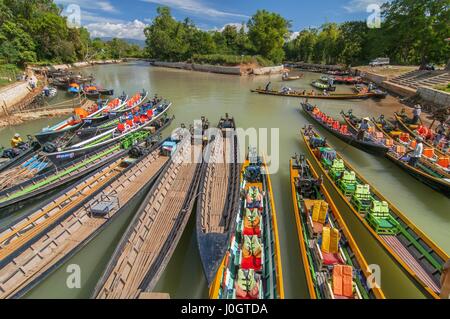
[
  {"x1": 0, "y1": 145, "x2": 169, "y2": 299},
  {"x1": 94, "y1": 138, "x2": 203, "y2": 299}
]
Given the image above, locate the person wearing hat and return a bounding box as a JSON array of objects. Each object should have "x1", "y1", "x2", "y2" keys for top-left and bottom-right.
[
  {"x1": 10, "y1": 133, "x2": 23, "y2": 148},
  {"x1": 406, "y1": 136, "x2": 423, "y2": 167},
  {"x1": 441, "y1": 259, "x2": 450, "y2": 299},
  {"x1": 411, "y1": 104, "x2": 422, "y2": 124},
  {"x1": 357, "y1": 118, "x2": 370, "y2": 141}
]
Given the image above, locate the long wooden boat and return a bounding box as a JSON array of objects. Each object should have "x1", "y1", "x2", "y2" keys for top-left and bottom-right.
[
  {"x1": 282, "y1": 75, "x2": 302, "y2": 81},
  {"x1": 301, "y1": 102, "x2": 389, "y2": 156},
  {"x1": 250, "y1": 88, "x2": 379, "y2": 100},
  {"x1": 42, "y1": 102, "x2": 172, "y2": 166},
  {"x1": 80, "y1": 93, "x2": 128, "y2": 126},
  {"x1": 302, "y1": 127, "x2": 449, "y2": 298},
  {"x1": 290, "y1": 155, "x2": 385, "y2": 299},
  {"x1": 0, "y1": 116, "x2": 174, "y2": 216},
  {"x1": 333, "y1": 76, "x2": 363, "y2": 85},
  {"x1": 394, "y1": 112, "x2": 448, "y2": 157},
  {"x1": 82, "y1": 91, "x2": 149, "y2": 127},
  {"x1": 0, "y1": 137, "x2": 178, "y2": 298},
  {"x1": 196, "y1": 114, "x2": 241, "y2": 285},
  {"x1": 34, "y1": 99, "x2": 105, "y2": 145},
  {"x1": 209, "y1": 149, "x2": 284, "y2": 299},
  {"x1": 93, "y1": 136, "x2": 204, "y2": 299},
  {"x1": 311, "y1": 80, "x2": 336, "y2": 92},
  {"x1": 341, "y1": 111, "x2": 450, "y2": 196},
  {"x1": 0, "y1": 138, "x2": 41, "y2": 174},
  {"x1": 76, "y1": 98, "x2": 165, "y2": 140}
]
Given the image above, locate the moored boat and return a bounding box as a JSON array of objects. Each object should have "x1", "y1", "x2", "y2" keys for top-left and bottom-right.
[
  {"x1": 301, "y1": 126, "x2": 449, "y2": 298},
  {"x1": 311, "y1": 80, "x2": 336, "y2": 92},
  {"x1": 34, "y1": 99, "x2": 107, "y2": 145},
  {"x1": 0, "y1": 136, "x2": 178, "y2": 299},
  {"x1": 0, "y1": 136, "x2": 40, "y2": 174},
  {"x1": 333, "y1": 76, "x2": 363, "y2": 85},
  {"x1": 42, "y1": 101, "x2": 172, "y2": 166},
  {"x1": 81, "y1": 91, "x2": 149, "y2": 127},
  {"x1": 301, "y1": 102, "x2": 389, "y2": 156},
  {"x1": 282, "y1": 75, "x2": 302, "y2": 81},
  {"x1": 361, "y1": 114, "x2": 450, "y2": 196},
  {"x1": 93, "y1": 134, "x2": 204, "y2": 298},
  {"x1": 196, "y1": 114, "x2": 241, "y2": 285},
  {"x1": 290, "y1": 154, "x2": 385, "y2": 299},
  {"x1": 250, "y1": 88, "x2": 380, "y2": 100},
  {"x1": 0, "y1": 115, "x2": 174, "y2": 216},
  {"x1": 393, "y1": 112, "x2": 448, "y2": 157},
  {"x1": 209, "y1": 148, "x2": 284, "y2": 299}
]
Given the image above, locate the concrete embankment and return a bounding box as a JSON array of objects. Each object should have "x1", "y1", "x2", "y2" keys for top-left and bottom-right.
[
  {"x1": 151, "y1": 61, "x2": 285, "y2": 76},
  {"x1": 417, "y1": 87, "x2": 450, "y2": 107},
  {"x1": 0, "y1": 82, "x2": 33, "y2": 115}
]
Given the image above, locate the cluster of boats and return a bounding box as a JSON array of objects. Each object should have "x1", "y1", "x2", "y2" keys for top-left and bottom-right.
[{"x1": 0, "y1": 79, "x2": 447, "y2": 299}]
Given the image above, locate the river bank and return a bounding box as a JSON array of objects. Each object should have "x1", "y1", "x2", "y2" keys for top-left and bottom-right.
[{"x1": 150, "y1": 61, "x2": 285, "y2": 76}]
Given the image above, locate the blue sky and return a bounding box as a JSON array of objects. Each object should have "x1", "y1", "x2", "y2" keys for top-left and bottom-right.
[{"x1": 56, "y1": 0, "x2": 388, "y2": 40}]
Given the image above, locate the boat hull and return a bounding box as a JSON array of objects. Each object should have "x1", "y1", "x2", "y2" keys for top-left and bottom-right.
[
  {"x1": 35, "y1": 123, "x2": 82, "y2": 145},
  {"x1": 196, "y1": 116, "x2": 240, "y2": 285},
  {"x1": 301, "y1": 103, "x2": 389, "y2": 156},
  {"x1": 0, "y1": 143, "x2": 41, "y2": 173},
  {"x1": 251, "y1": 88, "x2": 375, "y2": 100}
]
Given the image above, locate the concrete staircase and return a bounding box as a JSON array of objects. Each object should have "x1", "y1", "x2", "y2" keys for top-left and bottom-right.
[{"x1": 390, "y1": 70, "x2": 450, "y2": 90}]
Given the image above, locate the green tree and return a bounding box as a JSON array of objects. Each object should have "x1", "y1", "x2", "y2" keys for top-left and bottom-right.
[
  {"x1": 0, "y1": 21, "x2": 36, "y2": 64},
  {"x1": 381, "y1": 0, "x2": 450, "y2": 65},
  {"x1": 247, "y1": 10, "x2": 291, "y2": 63}
]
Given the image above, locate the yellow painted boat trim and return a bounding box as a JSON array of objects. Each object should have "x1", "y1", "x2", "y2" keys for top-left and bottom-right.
[
  {"x1": 289, "y1": 159, "x2": 317, "y2": 299},
  {"x1": 263, "y1": 155, "x2": 285, "y2": 299},
  {"x1": 302, "y1": 132, "x2": 447, "y2": 299},
  {"x1": 290, "y1": 158, "x2": 385, "y2": 299},
  {"x1": 208, "y1": 157, "x2": 285, "y2": 299}
]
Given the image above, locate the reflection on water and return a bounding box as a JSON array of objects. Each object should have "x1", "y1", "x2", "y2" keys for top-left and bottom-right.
[{"x1": 10, "y1": 62, "x2": 447, "y2": 299}]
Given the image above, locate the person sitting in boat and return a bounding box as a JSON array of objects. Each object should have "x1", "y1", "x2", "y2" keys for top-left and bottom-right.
[
  {"x1": 10, "y1": 133, "x2": 24, "y2": 148},
  {"x1": 410, "y1": 105, "x2": 422, "y2": 124},
  {"x1": 357, "y1": 118, "x2": 370, "y2": 141},
  {"x1": 368, "y1": 82, "x2": 374, "y2": 92},
  {"x1": 323, "y1": 89, "x2": 329, "y2": 96},
  {"x1": 405, "y1": 136, "x2": 423, "y2": 167}
]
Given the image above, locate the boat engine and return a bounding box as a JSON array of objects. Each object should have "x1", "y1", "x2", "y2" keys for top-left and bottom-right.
[
  {"x1": 43, "y1": 142, "x2": 57, "y2": 153},
  {"x1": 129, "y1": 146, "x2": 144, "y2": 158}
]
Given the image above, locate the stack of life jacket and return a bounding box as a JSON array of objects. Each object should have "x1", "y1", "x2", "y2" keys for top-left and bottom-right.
[
  {"x1": 320, "y1": 226, "x2": 341, "y2": 266},
  {"x1": 416, "y1": 125, "x2": 433, "y2": 140},
  {"x1": 339, "y1": 125, "x2": 348, "y2": 135},
  {"x1": 330, "y1": 159, "x2": 345, "y2": 179},
  {"x1": 332, "y1": 265, "x2": 354, "y2": 298},
  {"x1": 243, "y1": 208, "x2": 261, "y2": 236},
  {"x1": 437, "y1": 157, "x2": 449, "y2": 170},
  {"x1": 235, "y1": 269, "x2": 259, "y2": 299},
  {"x1": 310, "y1": 200, "x2": 328, "y2": 234},
  {"x1": 246, "y1": 187, "x2": 263, "y2": 209},
  {"x1": 241, "y1": 235, "x2": 262, "y2": 271}
]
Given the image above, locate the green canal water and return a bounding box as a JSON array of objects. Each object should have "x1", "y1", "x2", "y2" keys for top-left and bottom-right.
[{"x1": 1, "y1": 62, "x2": 448, "y2": 299}]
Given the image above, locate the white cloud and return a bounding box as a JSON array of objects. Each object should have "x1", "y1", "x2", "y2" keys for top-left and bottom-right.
[
  {"x1": 142, "y1": 0, "x2": 249, "y2": 20},
  {"x1": 343, "y1": 0, "x2": 389, "y2": 13},
  {"x1": 86, "y1": 19, "x2": 148, "y2": 40}
]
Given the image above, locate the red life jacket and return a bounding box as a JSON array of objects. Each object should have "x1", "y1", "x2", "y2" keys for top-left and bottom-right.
[{"x1": 117, "y1": 123, "x2": 125, "y2": 132}]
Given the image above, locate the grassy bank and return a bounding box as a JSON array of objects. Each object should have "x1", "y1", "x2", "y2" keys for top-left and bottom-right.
[
  {"x1": 0, "y1": 64, "x2": 21, "y2": 88},
  {"x1": 436, "y1": 83, "x2": 450, "y2": 93}
]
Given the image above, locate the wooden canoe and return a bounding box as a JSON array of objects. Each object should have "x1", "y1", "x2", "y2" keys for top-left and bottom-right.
[
  {"x1": 290, "y1": 155, "x2": 385, "y2": 299},
  {"x1": 302, "y1": 127, "x2": 449, "y2": 299},
  {"x1": 251, "y1": 88, "x2": 380, "y2": 100}
]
